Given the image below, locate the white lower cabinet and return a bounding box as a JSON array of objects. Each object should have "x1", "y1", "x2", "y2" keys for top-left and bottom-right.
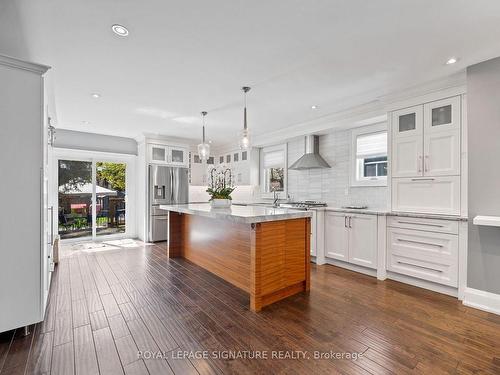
[
  {"x1": 349, "y1": 214, "x2": 378, "y2": 268},
  {"x1": 325, "y1": 212, "x2": 348, "y2": 261},
  {"x1": 387, "y1": 217, "x2": 459, "y2": 287},
  {"x1": 325, "y1": 212, "x2": 377, "y2": 269}
]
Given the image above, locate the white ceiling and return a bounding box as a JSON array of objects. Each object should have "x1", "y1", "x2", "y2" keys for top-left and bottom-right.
[{"x1": 3, "y1": 0, "x2": 500, "y2": 145}]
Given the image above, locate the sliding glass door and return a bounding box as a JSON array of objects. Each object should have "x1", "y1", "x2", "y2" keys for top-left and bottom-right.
[
  {"x1": 57, "y1": 158, "x2": 127, "y2": 241},
  {"x1": 58, "y1": 160, "x2": 93, "y2": 240},
  {"x1": 96, "y1": 162, "x2": 126, "y2": 237}
]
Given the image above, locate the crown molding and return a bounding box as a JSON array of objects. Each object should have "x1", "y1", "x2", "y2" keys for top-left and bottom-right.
[
  {"x1": 251, "y1": 71, "x2": 467, "y2": 147},
  {"x1": 0, "y1": 53, "x2": 50, "y2": 74},
  {"x1": 134, "y1": 132, "x2": 195, "y2": 147}
]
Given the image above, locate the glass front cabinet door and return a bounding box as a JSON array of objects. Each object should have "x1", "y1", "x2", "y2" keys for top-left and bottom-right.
[
  {"x1": 149, "y1": 144, "x2": 168, "y2": 164},
  {"x1": 391, "y1": 105, "x2": 424, "y2": 178},
  {"x1": 168, "y1": 146, "x2": 188, "y2": 166},
  {"x1": 423, "y1": 96, "x2": 461, "y2": 176}
]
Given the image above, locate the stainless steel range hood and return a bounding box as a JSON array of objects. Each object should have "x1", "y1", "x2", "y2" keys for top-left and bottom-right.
[{"x1": 289, "y1": 135, "x2": 331, "y2": 170}]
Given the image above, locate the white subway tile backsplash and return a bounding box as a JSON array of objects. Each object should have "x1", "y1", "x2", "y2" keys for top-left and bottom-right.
[{"x1": 287, "y1": 129, "x2": 388, "y2": 209}]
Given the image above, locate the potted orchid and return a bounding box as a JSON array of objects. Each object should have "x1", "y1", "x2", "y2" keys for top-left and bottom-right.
[{"x1": 206, "y1": 164, "x2": 235, "y2": 208}]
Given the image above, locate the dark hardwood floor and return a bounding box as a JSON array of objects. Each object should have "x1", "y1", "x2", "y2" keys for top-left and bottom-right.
[{"x1": 1, "y1": 240, "x2": 500, "y2": 374}]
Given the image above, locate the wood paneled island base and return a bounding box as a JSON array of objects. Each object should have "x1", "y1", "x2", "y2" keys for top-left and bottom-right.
[{"x1": 167, "y1": 211, "x2": 310, "y2": 311}]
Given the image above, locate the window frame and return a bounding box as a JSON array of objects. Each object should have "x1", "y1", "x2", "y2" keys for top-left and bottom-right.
[
  {"x1": 350, "y1": 124, "x2": 388, "y2": 187},
  {"x1": 260, "y1": 143, "x2": 288, "y2": 199}
]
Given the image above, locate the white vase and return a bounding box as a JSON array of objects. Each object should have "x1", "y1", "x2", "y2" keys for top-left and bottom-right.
[{"x1": 210, "y1": 199, "x2": 232, "y2": 208}]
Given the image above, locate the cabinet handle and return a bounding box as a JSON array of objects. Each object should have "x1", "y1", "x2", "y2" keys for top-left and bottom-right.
[
  {"x1": 397, "y1": 238, "x2": 444, "y2": 247},
  {"x1": 344, "y1": 216, "x2": 348, "y2": 228},
  {"x1": 397, "y1": 220, "x2": 444, "y2": 228},
  {"x1": 48, "y1": 206, "x2": 54, "y2": 245},
  {"x1": 418, "y1": 156, "x2": 422, "y2": 173},
  {"x1": 411, "y1": 178, "x2": 435, "y2": 181},
  {"x1": 424, "y1": 155, "x2": 429, "y2": 172},
  {"x1": 349, "y1": 216, "x2": 352, "y2": 228},
  {"x1": 396, "y1": 261, "x2": 443, "y2": 272}
]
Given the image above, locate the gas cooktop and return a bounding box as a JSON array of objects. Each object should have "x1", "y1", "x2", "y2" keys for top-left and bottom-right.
[{"x1": 279, "y1": 201, "x2": 327, "y2": 210}]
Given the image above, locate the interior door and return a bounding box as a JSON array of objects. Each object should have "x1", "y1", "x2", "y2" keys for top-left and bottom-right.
[
  {"x1": 348, "y1": 214, "x2": 377, "y2": 269},
  {"x1": 324, "y1": 212, "x2": 348, "y2": 261},
  {"x1": 423, "y1": 96, "x2": 461, "y2": 176},
  {"x1": 391, "y1": 105, "x2": 423, "y2": 177}
]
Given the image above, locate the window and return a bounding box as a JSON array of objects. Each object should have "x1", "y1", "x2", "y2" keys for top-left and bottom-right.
[
  {"x1": 219, "y1": 156, "x2": 224, "y2": 164},
  {"x1": 233, "y1": 152, "x2": 239, "y2": 162},
  {"x1": 351, "y1": 125, "x2": 387, "y2": 186},
  {"x1": 260, "y1": 144, "x2": 287, "y2": 196},
  {"x1": 241, "y1": 151, "x2": 247, "y2": 161},
  {"x1": 226, "y1": 154, "x2": 231, "y2": 163}
]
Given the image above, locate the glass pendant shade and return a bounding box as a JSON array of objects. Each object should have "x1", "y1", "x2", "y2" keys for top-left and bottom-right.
[
  {"x1": 239, "y1": 86, "x2": 251, "y2": 150},
  {"x1": 239, "y1": 128, "x2": 251, "y2": 150},
  {"x1": 197, "y1": 142, "x2": 210, "y2": 161},
  {"x1": 198, "y1": 111, "x2": 210, "y2": 161}
]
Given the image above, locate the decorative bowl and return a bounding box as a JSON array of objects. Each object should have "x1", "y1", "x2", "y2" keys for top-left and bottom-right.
[{"x1": 210, "y1": 199, "x2": 232, "y2": 208}]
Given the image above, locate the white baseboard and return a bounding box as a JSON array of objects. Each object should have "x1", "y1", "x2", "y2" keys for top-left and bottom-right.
[
  {"x1": 386, "y1": 271, "x2": 458, "y2": 297},
  {"x1": 463, "y1": 288, "x2": 500, "y2": 315},
  {"x1": 323, "y1": 258, "x2": 377, "y2": 278}
]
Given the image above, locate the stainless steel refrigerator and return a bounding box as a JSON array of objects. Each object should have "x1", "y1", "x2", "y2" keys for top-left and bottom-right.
[{"x1": 148, "y1": 165, "x2": 189, "y2": 242}]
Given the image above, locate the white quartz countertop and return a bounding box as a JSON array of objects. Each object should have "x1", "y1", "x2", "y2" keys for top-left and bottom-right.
[
  {"x1": 159, "y1": 203, "x2": 312, "y2": 224},
  {"x1": 315, "y1": 207, "x2": 389, "y2": 215}
]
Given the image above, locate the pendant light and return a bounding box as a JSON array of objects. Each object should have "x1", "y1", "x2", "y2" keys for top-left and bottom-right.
[
  {"x1": 239, "y1": 86, "x2": 251, "y2": 150},
  {"x1": 197, "y1": 111, "x2": 210, "y2": 161}
]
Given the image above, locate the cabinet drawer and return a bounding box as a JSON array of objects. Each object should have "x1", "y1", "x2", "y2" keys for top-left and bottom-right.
[
  {"x1": 387, "y1": 227, "x2": 458, "y2": 287},
  {"x1": 387, "y1": 216, "x2": 458, "y2": 234},
  {"x1": 392, "y1": 176, "x2": 460, "y2": 215}
]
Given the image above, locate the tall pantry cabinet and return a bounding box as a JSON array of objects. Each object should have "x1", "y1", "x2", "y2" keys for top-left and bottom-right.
[
  {"x1": 391, "y1": 96, "x2": 461, "y2": 215},
  {"x1": 0, "y1": 54, "x2": 52, "y2": 332}
]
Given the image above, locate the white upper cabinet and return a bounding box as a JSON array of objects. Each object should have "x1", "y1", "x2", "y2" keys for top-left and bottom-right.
[
  {"x1": 150, "y1": 144, "x2": 167, "y2": 163},
  {"x1": 392, "y1": 105, "x2": 424, "y2": 138},
  {"x1": 391, "y1": 97, "x2": 461, "y2": 179},
  {"x1": 169, "y1": 146, "x2": 188, "y2": 167},
  {"x1": 423, "y1": 96, "x2": 461, "y2": 176},
  {"x1": 392, "y1": 105, "x2": 424, "y2": 178},
  {"x1": 148, "y1": 144, "x2": 188, "y2": 167}
]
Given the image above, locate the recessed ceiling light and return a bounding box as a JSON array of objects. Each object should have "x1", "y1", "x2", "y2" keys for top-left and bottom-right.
[
  {"x1": 91, "y1": 93, "x2": 101, "y2": 98},
  {"x1": 311, "y1": 105, "x2": 318, "y2": 109},
  {"x1": 446, "y1": 57, "x2": 458, "y2": 65},
  {"x1": 112, "y1": 24, "x2": 129, "y2": 37}
]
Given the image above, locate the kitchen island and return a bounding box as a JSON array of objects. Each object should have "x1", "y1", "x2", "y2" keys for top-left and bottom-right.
[{"x1": 159, "y1": 203, "x2": 312, "y2": 311}]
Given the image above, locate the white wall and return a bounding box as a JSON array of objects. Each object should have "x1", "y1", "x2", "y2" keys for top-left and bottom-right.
[
  {"x1": 54, "y1": 129, "x2": 137, "y2": 155},
  {"x1": 287, "y1": 127, "x2": 388, "y2": 209},
  {"x1": 466, "y1": 57, "x2": 500, "y2": 294}
]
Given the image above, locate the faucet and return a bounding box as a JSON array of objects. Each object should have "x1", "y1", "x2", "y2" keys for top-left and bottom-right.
[{"x1": 273, "y1": 189, "x2": 280, "y2": 208}]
